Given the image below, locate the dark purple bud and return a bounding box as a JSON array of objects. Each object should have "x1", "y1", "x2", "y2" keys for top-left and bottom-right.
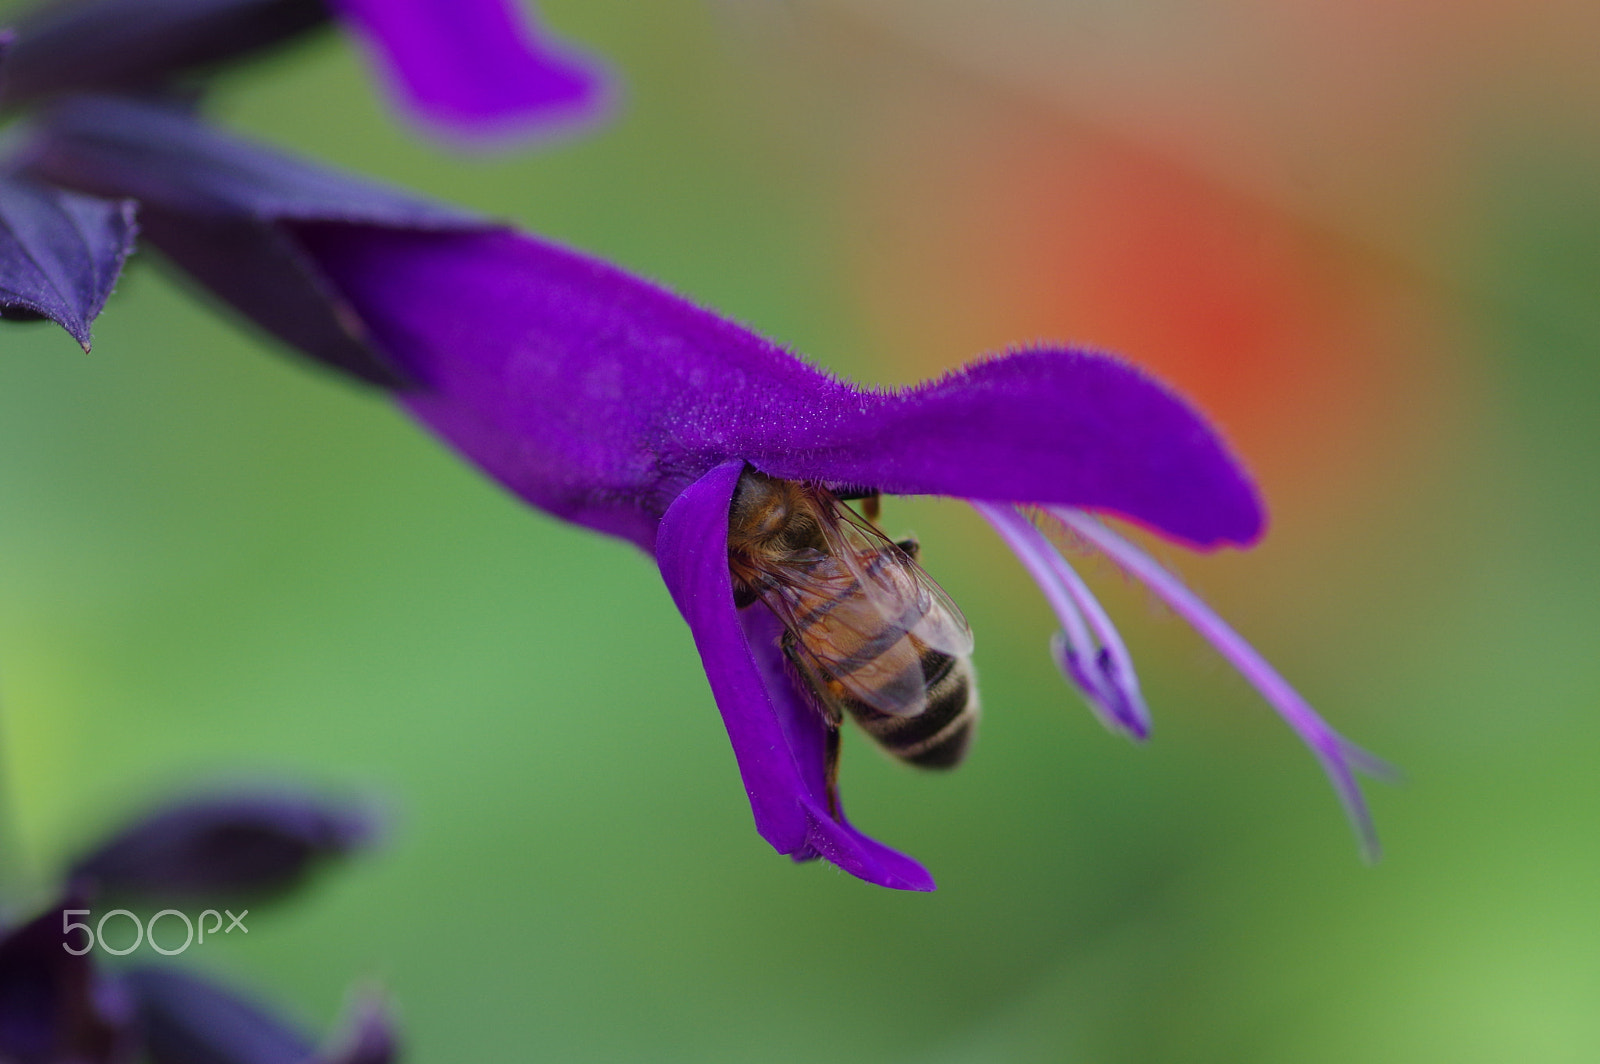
[
  {"x1": 68, "y1": 790, "x2": 377, "y2": 906},
  {"x1": 0, "y1": 900, "x2": 136, "y2": 1064},
  {"x1": 0, "y1": 0, "x2": 331, "y2": 109},
  {"x1": 125, "y1": 966, "x2": 314, "y2": 1064},
  {"x1": 124, "y1": 967, "x2": 396, "y2": 1064},
  {"x1": 0, "y1": 171, "x2": 137, "y2": 350},
  {"x1": 26, "y1": 95, "x2": 486, "y2": 386}
]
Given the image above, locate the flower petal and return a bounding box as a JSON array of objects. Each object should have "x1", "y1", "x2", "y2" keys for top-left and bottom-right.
[
  {"x1": 656, "y1": 459, "x2": 812, "y2": 856},
  {"x1": 0, "y1": 172, "x2": 136, "y2": 351},
  {"x1": 738, "y1": 605, "x2": 831, "y2": 817},
  {"x1": 741, "y1": 607, "x2": 935, "y2": 891},
  {"x1": 289, "y1": 224, "x2": 1256, "y2": 550},
  {"x1": 82, "y1": 131, "x2": 1254, "y2": 549},
  {"x1": 756, "y1": 349, "x2": 1266, "y2": 549},
  {"x1": 328, "y1": 0, "x2": 607, "y2": 140},
  {"x1": 796, "y1": 803, "x2": 935, "y2": 892},
  {"x1": 291, "y1": 223, "x2": 827, "y2": 548},
  {"x1": 656, "y1": 461, "x2": 934, "y2": 890}
]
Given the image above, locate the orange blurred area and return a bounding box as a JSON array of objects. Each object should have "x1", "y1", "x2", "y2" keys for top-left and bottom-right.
[
  {"x1": 797, "y1": 0, "x2": 1600, "y2": 255},
  {"x1": 829, "y1": 60, "x2": 1464, "y2": 529}
]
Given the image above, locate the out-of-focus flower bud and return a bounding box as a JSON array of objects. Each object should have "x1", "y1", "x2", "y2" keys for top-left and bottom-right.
[
  {"x1": 125, "y1": 966, "x2": 396, "y2": 1064},
  {"x1": 0, "y1": 898, "x2": 136, "y2": 1064},
  {"x1": 68, "y1": 789, "x2": 379, "y2": 906}
]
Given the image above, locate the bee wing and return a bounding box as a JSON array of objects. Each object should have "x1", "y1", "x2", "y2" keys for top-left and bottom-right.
[
  {"x1": 830, "y1": 501, "x2": 975, "y2": 660},
  {"x1": 754, "y1": 500, "x2": 973, "y2": 718},
  {"x1": 758, "y1": 560, "x2": 929, "y2": 718}
]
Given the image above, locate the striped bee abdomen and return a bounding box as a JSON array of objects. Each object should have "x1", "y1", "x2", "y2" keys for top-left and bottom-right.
[{"x1": 831, "y1": 645, "x2": 981, "y2": 770}]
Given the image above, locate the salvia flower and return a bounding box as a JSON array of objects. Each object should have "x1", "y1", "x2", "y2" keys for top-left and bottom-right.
[
  {"x1": 29, "y1": 99, "x2": 1389, "y2": 891},
  {"x1": 1, "y1": 0, "x2": 606, "y2": 141}
]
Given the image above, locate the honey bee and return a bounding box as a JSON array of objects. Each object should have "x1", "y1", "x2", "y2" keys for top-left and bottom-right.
[{"x1": 727, "y1": 468, "x2": 979, "y2": 812}]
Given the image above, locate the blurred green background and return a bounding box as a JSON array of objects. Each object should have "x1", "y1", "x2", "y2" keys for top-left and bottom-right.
[{"x1": 3, "y1": 1, "x2": 1598, "y2": 1061}]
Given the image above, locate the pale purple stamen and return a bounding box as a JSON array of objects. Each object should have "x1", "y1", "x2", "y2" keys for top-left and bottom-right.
[
  {"x1": 1050, "y1": 507, "x2": 1393, "y2": 861},
  {"x1": 974, "y1": 502, "x2": 1150, "y2": 739},
  {"x1": 1033, "y1": 512, "x2": 1152, "y2": 739}
]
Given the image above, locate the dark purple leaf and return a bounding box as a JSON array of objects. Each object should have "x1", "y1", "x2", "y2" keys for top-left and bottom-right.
[
  {"x1": 27, "y1": 94, "x2": 485, "y2": 384},
  {"x1": 68, "y1": 789, "x2": 377, "y2": 905},
  {"x1": 0, "y1": 0, "x2": 330, "y2": 109},
  {"x1": 0, "y1": 900, "x2": 136, "y2": 1064},
  {"x1": 0, "y1": 172, "x2": 136, "y2": 351}
]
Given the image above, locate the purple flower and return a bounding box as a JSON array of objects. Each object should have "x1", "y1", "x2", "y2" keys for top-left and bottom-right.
[
  {"x1": 328, "y1": 0, "x2": 607, "y2": 141},
  {"x1": 32, "y1": 100, "x2": 1389, "y2": 892},
  {"x1": 1, "y1": 0, "x2": 606, "y2": 142},
  {"x1": 294, "y1": 227, "x2": 1389, "y2": 890}
]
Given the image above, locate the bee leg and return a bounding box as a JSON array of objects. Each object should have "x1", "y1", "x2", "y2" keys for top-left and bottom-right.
[
  {"x1": 778, "y1": 633, "x2": 847, "y2": 818},
  {"x1": 896, "y1": 536, "x2": 920, "y2": 561},
  {"x1": 862, "y1": 493, "x2": 881, "y2": 522},
  {"x1": 824, "y1": 722, "x2": 843, "y2": 820}
]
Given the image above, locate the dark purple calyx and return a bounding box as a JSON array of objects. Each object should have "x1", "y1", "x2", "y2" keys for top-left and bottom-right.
[
  {"x1": 0, "y1": 0, "x2": 331, "y2": 110},
  {"x1": 0, "y1": 171, "x2": 136, "y2": 350},
  {"x1": 24, "y1": 94, "x2": 490, "y2": 385}
]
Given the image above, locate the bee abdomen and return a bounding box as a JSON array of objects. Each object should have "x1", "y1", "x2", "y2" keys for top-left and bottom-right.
[{"x1": 847, "y1": 652, "x2": 980, "y2": 770}]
